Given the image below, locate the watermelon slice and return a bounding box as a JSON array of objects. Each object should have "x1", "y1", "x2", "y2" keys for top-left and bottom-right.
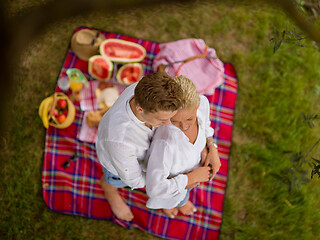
[
  {"x1": 116, "y1": 63, "x2": 144, "y2": 85},
  {"x1": 88, "y1": 55, "x2": 113, "y2": 81},
  {"x1": 100, "y1": 39, "x2": 146, "y2": 63}
]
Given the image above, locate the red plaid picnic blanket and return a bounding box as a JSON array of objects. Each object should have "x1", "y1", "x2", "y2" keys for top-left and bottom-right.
[{"x1": 42, "y1": 26, "x2": 238, "y2": 240}]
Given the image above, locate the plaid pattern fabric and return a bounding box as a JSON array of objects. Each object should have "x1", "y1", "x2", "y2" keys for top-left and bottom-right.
[
  {"x1": 42, "y1": 26, "x2": 238, "y2": 240},
  {"x1": 80, "y1": 80, "x2": 100, "y2": 111}
]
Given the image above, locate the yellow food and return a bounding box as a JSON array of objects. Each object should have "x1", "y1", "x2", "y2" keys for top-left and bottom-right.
[
  {"x1": 40, "y1": 96, "x2": 53, "y2": 128},
  {"x1": 86, "y1": 108, "x2": 109, "y2": 128},
  {"x1": 69, "y1": 81, "x2": 83, "y2": 92},
  {"x1": 38, "y1": 92, "x2": 76, "y2": 129},
  {"x1": 95, "y1": 87, "x2": 119, "y2": 109}
]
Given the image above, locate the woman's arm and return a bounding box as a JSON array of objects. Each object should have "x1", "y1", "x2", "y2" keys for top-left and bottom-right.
[
  {"x1": 199, "y1": 95, "x2": 221, "y2": 180},
  {"x1": 146, "y1": 140, "x2": 188, "y2": 199},
  {"x1": 204, "y1": 137, "x2": 221, "y2": 180},
  {"x1": 185, "y1": 166, "x2": 211, "y2": 188}
]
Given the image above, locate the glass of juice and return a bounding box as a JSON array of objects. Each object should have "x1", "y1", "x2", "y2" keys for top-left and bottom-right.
[{"x1": 66, "y1": 69, "x2": 88, "y2": 101}]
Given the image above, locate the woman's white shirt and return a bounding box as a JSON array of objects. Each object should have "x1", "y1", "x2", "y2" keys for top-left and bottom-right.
[{"x1": 145, "y1": 95, "x2": 213, "y2": 209}]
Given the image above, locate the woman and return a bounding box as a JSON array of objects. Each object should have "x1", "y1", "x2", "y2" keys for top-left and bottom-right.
[{"x1": 145, "y1": 75, "x2": 221, "y2": 218}]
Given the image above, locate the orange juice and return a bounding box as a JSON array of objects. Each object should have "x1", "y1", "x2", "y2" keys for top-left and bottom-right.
[
  {"x1": 66, "y1": 68, "x2": 88, "y2": 101},
  {"x1": 69, "y1": 81, "x2": 83, "y2": 92}
]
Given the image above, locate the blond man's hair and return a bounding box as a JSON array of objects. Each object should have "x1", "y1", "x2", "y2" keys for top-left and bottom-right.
[
  {"x1": 174, "y1": 75, "x2": 200, "y2": 109},
  {"x1": 134, "y1": 72, "x2": 184, "y2": 113}
]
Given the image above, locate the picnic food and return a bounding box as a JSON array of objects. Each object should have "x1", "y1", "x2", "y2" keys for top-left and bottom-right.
[
  {"x1": 88, "y1": 55, "x2": 113, "y2": 81},
  {"x1": 39, "y1": 92, "x2": 75, "y2": 129},
  {"x1": 86, "y1": 108, "x2": 109, "y2": 128},
  {"x1": 57, "y1": 99, "x2": 67, "y2": 109},
  {"x1": 116, "y1": 63, "x2": 144, "y2": 85},
  {"x1": 57, "y1": 114, "x2": 67, "y2": 123},
  {"x1": 95, "y1": 86, "x2": 119, "y2": 109},
  {"x1": 98, "y1": 81, "x2": 113, "y2": 89},
  {"x1": 86, "y1": 82, "x2": 116, "y2": 127},
  {"x1": 100, "y1": 39, "x2": 146, "y2": 63}
]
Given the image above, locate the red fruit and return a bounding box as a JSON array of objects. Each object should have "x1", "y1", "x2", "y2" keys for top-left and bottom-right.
[
  {"x1": 100, "y1": 39, "x2": 146, "y2": 63},
  {"x1": 53, "y1": 109, "x2": 59, "y2": 116},
  {"x1": 57, "y1": 99, "x2": 67, "y2": 109},
  {"x1": 88, "y1": 56, "x2": 113, "y2": 81},
  {"x1": 63, "y1": 109, "x2": 68, "y2": 116},
  {"x1": 116, "y1": 63, "x2": 143, "y2": 85},
  {"x1": 57, "y1": 114, "x2": 66, "y2": 123}
]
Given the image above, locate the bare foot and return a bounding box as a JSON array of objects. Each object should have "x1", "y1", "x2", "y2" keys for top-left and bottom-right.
[
  {"x1": 163, "y1": 207, "x2": 178, "y2": 218},
  {"x1": 177, "y1": 201, "x2": 197, "y2": 215},
  {"x1": 100, "y1": 175, "x2": 134, "y2": 221}
]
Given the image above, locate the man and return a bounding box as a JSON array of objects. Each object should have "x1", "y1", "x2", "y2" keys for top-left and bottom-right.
[{"x1": 96, "y1": 72, "x2": 184, "y2": 221}]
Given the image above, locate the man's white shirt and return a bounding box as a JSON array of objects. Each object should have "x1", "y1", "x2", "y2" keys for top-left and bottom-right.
[{"x1": 96, "y1": 82, "x2": 155, "y2": 189}]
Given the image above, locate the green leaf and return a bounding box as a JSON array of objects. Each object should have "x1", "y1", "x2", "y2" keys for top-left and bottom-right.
[
  {"x1": 308, "y1": 121, "x2": 315, "y2": 129},
  {"x1": 273, "y1": 41, "x2": 282, "y2": 53},
  {"x1": 312, "y1": 157, "x2": 320, "y2": 164}
]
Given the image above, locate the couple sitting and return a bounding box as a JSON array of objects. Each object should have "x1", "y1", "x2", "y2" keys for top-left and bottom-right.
[{"x1": 96, "y1": 72, "x2": 221, "y2": 221}]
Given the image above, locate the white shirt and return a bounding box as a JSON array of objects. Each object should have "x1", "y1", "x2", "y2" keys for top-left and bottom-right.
[
  {"x1": 96, "y1": 82, "x2": 155, "y2": 189},
  {"x1": 146, "y1": 95, "x2": 214, "y2": 209}
]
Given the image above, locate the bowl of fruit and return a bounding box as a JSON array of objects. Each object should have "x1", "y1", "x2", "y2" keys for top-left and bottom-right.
[{"x1": 39, "y1": 92, "x2": 75, "y2": 129}]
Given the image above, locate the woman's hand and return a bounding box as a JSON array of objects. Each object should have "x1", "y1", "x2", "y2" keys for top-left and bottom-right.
[
  {"x1": 185, "y1": 182, "x2": 198, "y2": 189},
  {"x1": 202, "y1": 146, "x2": 221, "y2": 181},
  {"x1": 185, "y1": 166, "x2": 211, "y2": 187},
  {"x1": 200, "y1": 146, "x2": 208, "y2": 166}
]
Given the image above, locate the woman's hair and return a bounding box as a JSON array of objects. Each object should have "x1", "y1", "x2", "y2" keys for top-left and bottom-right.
[
  {"x1": 134, "y1": 72, "x2": 184, "y2": 113},
  {"x1": 173, "y1": 75, "x2": 200, "y2": 109}
]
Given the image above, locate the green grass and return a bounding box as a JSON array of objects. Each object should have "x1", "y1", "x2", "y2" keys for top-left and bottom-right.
[{"x1": 1, "y1": 0, "x2": 320, "y2": 239}]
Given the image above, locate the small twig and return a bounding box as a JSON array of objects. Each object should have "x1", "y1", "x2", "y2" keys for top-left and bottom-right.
[{"x1": 304, "y1": 137, "x2": 320, "y2": 159}]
